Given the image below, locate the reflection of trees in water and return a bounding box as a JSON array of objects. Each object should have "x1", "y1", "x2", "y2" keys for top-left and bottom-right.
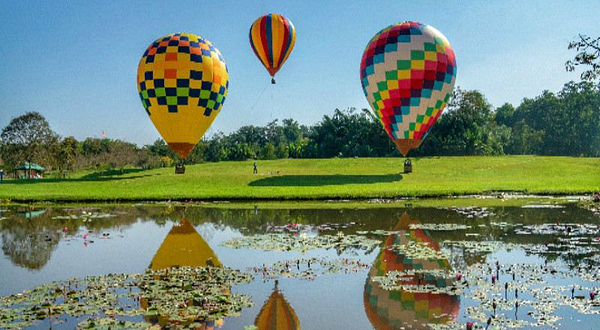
[
  {"x1": 0, "y1": 206, "x2": 165, "y2": 270},
  {"x1": 195, "y1": 222, "x2": 216, "y2": 242},
  {"x1": 2, "y1": 204, "x2": 597, "y2": 270},
  {"x1": 1, "y1": 225, "x2": 59, "y2": 270}
]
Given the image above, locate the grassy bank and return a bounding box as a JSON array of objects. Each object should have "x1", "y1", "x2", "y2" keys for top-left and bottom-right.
[{"x1": 0, "y1": 156, "x2": 598, "y2": 202}]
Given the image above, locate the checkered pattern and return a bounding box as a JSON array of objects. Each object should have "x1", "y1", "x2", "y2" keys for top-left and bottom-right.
[
  {"x1": 363, "y1": 227, "x2": 460, "y2": 329},
  {"x1": 137, "y1": 33, "x2": 228, "y2": 117},
  {"x1": 360, "y1": 22, "x2": 456, "y2": 142}
]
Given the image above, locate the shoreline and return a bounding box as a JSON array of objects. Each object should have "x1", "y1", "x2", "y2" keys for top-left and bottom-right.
[{"x1": 2, "y1": 193, "x2": 591, "y2": 209}]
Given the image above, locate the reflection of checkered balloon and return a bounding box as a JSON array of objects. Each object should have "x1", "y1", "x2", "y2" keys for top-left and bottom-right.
[
  {"x1": 137, "y1": 33, "x2": 228, "y2": 159},
  {"x1": 360, "y1": 22, "x2": 456, "y2": 156},
  {"x1": 363, "y1": 228, "x2": 460, "y2": 330}
]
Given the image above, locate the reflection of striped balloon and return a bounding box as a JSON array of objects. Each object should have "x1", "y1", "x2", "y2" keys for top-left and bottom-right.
[
  {"x1": 364, "y1": 213, "x2": 459, "y2": 330},
  {"x1": 255, "y1": 283, "x2": 300, "y2": 330},
  {"x1": 249, "y1": 14, "x2": 296, "y2": 79}
]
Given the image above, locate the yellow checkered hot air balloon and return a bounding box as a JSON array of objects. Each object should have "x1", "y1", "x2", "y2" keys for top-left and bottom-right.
[
  {"x1": 137, "y1": 33, "x2": 228, "y2": 169},
  {"x1": 364, "y1": 213, "x2": 460, "y2": 330}
]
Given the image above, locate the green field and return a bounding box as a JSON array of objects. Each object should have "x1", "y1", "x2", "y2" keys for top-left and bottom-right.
[{"x1": 1, "y1": 156, "x2": 598, "y2": 202}]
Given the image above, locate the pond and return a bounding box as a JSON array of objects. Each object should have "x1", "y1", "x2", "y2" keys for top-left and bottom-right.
[{"x1": 0, "y1": 202, "x2": 599, "y2": 330}]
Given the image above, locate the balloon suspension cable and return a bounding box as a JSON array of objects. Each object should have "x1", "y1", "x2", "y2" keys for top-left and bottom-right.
[
  {"x1": 275, "y1": 81, "x2": 294, "y2": 115},
  {"x1": 249, "y1": 82, "x2": 270, "y2": 113}
]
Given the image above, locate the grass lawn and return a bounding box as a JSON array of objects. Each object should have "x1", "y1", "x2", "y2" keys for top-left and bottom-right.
[{"x1": 0, "y1": 156, "x2": 598, "y2": 202}]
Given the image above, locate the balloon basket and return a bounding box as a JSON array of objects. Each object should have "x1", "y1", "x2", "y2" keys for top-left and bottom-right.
[
  {"x1": 403, "y1": 159, "x2": 412, "y2": 174},
  {"x1": 271, "y1": 77, "x2": 276, "y2": 84},
  {"x1": 175, "y1": 164, "x2": 186, "y2": 174}
]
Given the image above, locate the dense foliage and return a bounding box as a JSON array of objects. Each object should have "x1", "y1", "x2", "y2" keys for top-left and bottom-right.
[{"x1": 0, "y1": 81, "x2": 599, "y2": 176}]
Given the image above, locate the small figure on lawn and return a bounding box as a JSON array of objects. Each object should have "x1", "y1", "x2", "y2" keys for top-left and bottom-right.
[
  {"x1": 0, "y1": 169, "x2": 3, "y2": 182},
  {"x1": 253, "y1": 162, "x2": 258, "y2": 174}
]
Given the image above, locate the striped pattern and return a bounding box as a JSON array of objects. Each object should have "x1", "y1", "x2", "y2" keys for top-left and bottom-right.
[
  {"x1": 255, "y1": 286, "x2": 300, "y2": 330},
  {"x1": 249, "y1": 14, "x2": 296, "y2": 77}
]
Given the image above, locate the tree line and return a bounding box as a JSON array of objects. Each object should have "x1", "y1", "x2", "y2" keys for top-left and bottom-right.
[{"x1": 1, "y1": 80, "x2": 599, "y2": 176}]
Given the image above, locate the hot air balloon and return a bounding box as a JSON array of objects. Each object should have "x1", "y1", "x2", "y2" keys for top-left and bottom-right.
[
  {"x1": 249, "y1": 14, "x2": 296, "y2": 84},
  {"x1": 137, "y1": 33, "x2": 229, "y2": 173},
  {"x1": 364, "y1": 212, "x2": 460, "y2": 330},
  {"x1": 360, "y1": 22, "x2": 456, "y2": 157},
  {"x1": 255, "y1": 281, "x2": 300, "y2": 330}
]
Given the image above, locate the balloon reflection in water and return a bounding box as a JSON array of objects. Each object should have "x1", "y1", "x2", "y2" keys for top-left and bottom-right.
[
  {"x1": 143, "y1": 218, "x2": 225, "y2": 329},
  {"x1": 364, "y1": 212, "x2": 460, "y2": 330},
  {"x1": 255, "y1": 280, "x2": 300, "y2": 330}
]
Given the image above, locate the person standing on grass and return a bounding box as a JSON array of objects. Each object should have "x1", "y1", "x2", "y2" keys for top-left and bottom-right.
[
  {"x1": 253, "y1": 162, "x2": 258, "y2": 174},
  {"x1": 0, "y1": 169, "x2": 3, "y2": 182}
]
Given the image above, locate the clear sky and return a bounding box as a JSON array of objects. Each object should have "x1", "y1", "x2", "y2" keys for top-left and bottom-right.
[{"x1": 1, "y1": 0, "x2": 598, "y2": 145}]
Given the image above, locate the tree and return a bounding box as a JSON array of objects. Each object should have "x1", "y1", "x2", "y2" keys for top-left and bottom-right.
[
  {"x1": 566, "y1": 34, "x2": 600, "y2": 81},
  {"x1": 105, "y1": 140, "x2": 138, "y2": 172},
  {"x1": 0, "y1": 112, "x2": 57, "y2": 175},
  {"x1": 282, "y1": 118, "x2": 302, "y2": 143},
  {"x1": 81, "y1": 137, "x2": 109, "y2": 157},
  {"x1": 557, "y1": 81, "x2": 600, "y2": 156},
  {"x1": 424, "y1": 89, "x2": 500, "y2": 155},
  {"x1": 55, "y1": 136, "x2": 79, "y2": 171},
  {"x1": 505, "y1": 120, "x2": 544, "y2": 155},
  {"x1": 260, "y1": 142, "x2": 276, "y2": 160},
  {"x1": 494, "y1": 103, "x2": 516, "y2": 127}
]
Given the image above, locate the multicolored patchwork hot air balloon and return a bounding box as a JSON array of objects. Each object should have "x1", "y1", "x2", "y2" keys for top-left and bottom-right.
[
  {"x1": 360, "y1": 22, "x2": 456, "y2": 156},
  {"x1": 364, "y1": 213, "x2": 460, "y2": 330},
  {"x1": 137, "y1": 33, "x2": 228, "y2": 161},
  {"x1": 249, "y1": 14, "x2": 296, "y2": 84}
]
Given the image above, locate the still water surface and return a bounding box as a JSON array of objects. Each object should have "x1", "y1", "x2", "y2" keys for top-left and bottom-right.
[{"x1": 0, "y1": 204, "x2": 598, "y2": 329}]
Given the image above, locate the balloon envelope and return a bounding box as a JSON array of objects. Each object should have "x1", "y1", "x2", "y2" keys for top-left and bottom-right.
[
  {"x1": 360, "y1": 22, "x2": 456, "y2": 156},
  {"x1": 137, "y1": 33, "x2": 229, "y2": 159},
  {"x1": 249, "y1": 14, "x2": 296, "y2": 79}
]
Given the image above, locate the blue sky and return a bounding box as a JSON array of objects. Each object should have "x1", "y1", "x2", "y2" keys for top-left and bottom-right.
[{"x1": 1, "y1": 0, "x2": 598, "y2": 145}]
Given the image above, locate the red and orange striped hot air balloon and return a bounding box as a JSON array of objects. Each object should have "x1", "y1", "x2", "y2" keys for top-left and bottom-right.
[{"x1": 249, "y1": 14, "x2": 296, "y2": 84}]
